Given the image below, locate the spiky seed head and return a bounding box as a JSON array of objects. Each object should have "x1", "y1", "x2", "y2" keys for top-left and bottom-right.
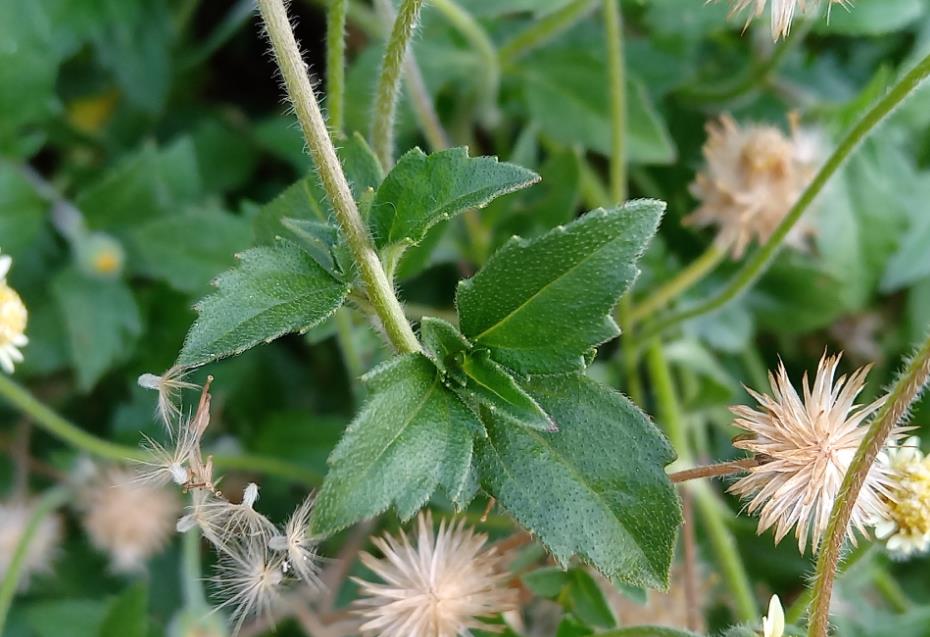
[
  {"x1": 729, "y1": 352, "x2": 898, "y2": 553},
  {"x1": 353, "y1": 511, "x2": 517, "y2": 637},
  {"x1": 212, "y1": 540, "x2": 287, "y2": 635},
  {"x1": 723, "y1": 0, "x2": 851, "y2": 41},
  {"x1": 268, "y1": 494, "x2": 322, "y2": 589}
]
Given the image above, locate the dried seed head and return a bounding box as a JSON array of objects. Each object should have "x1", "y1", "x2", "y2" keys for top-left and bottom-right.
[
  {"x1": 0, "y1": 498, "x2": 61, "y2": 588},
  {"x1": 872, "y1": 437, "x2": 930, "y2": 558},
  {"x1": 212, "y1": 540, "x2": 287, "y2": 635},
  {"x1": 354, "y1": 511, "x2": 517, "y2": 637},
  {"x1": 729, "y1": 352, "x2": 899, "y2": 553},
  {"x1": 80, "y1": 466, "x2": 180, "y2": 572},
  {"x1": 686, "y1": 114, "x2": 823, "y2": 259},
  {"x1": 268, "y1": 494, "x2": 322, "y2": 588},
  {"x1": 723, "y1": 0, "x2": 850, "y2": 41},
  {"x1": 138, "y1": 366, "x2": 199, "y2": 430},
  {"x1": 0, "y1": 252, "x2": 28, "y2": 374}
]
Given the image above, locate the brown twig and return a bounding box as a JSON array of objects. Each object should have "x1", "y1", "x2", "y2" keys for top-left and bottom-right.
[
  {"x1": 681, "y1": 490, "x2": 701, "y2": 632},
  {"x1": 668, "y1": 457, "x2": 761, "y2": 483},
  {"x1": 319, "y1": 520, "x2": 375, "y2": 613}
]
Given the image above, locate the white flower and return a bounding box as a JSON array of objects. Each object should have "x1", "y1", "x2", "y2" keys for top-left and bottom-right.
[
  {"x1": 686, "y1": 114, "x2": 822, "y2": 259},
  {"x1": 0, "y1": 499, "x2": 61, "y2": 588},
  {"x1": 268, "y1": 494, "x2": 322, "y2": 588},
  {"x1": 729, "y1": 352, "x2": 897, "y2": 553},
  {"x1": 80, "y1": 466, "x2": 180, "y2": 572},
  {"x1": 0, "y1": 252, "x2": 28, "y2": 374},
  {"x1": 354, "y1": 512, "x2": 516, "y2": 637},
  {"x1": 724, "y1": 0, "x2": 849, "y2": 40},
  {"x1": 762, "y1": 594, "x2": 785, "y2": 637},
  {"x1": 212, "y1": 540, "x2": 287, "y2": 635},
  {"x1": 872, "y1": 436, "x2": 930, "y2": 558}
]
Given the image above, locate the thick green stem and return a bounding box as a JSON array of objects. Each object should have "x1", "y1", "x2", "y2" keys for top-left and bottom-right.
[
  {"x1": 645, "y1": 52, "x2": 930, "y2": 342},
  {"x1": 630, "y1": 244, "x2": 727, "y2": 326},
  {"x1": 807, "y1": 333, "x2": 930, "y2": 637},
  {"x1": 603, "y1": 0, "x2": 626, "y2": 204},
  {"x1": 0, "y1": 374, "x2": 321, "y2": 485},
  {"x1": 430, "y1": 0, "x2": 499, "y2": 120},
  {"x1": 646, "y1": 338, "x2": 758, "y2": 622},
  {"x1": 0, "y1": 487, "x2": 70, "y2": 632},
  {"x1": 499, "y1": 0, "x2": 597, "y2": 65},
  {"x1": 325, "y1": 0, "x2": 348, "y2": 133},
  {"x1": 258, "y1": 0, "x2": 421, "y2": 354},
  {"x1": 370, "y1": 0, "x2": 425, "y2": 167}
]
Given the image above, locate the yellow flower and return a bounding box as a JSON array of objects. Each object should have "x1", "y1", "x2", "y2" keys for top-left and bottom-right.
[
  {"x1": 0, "y1": 253, "x2": 28, "y2": 374},
  {"x1": 686, "y1": 114, "x2": 822, "y2": 259},
  {"x1": 872, "y1": 437, "x2": 930, "y2": 558}
]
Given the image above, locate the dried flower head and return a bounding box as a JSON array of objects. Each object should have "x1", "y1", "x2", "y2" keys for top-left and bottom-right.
[
  {"x1": 729, "y1": 352, "x2": 896, "y2": 553},
  {"x1": 762, "y1": 594, "x2": 785, "y2": 637},
  {"x1": 354, "y1": 512, "x2": 517, "y2": 637},
  {"x1": 0, "y1": 252, "x2": 28, "y2": 374},
  {"x1": 212, "y1": 540, "x2": 287, "y2": 635},
  {"x1": 724, "y1": 0, "x2": 850, "y2": 40},
  {"x1": 686, "y1": 114, "x2": 822, "y2": 259},
  {"x1": 0, "y1": 498, "x2": 61, "y2": 587},
  {"x1": 80, "y1": 466, "x2": 180, "y2": 572},
  {"x1": 138, "y1": 366, "x2": 199, "y2": 429},
  {"x1": 872, "y1": 436, "x2": 930, "y2": 558},
  {"x1": 268, "y1": 494, "x2": 322, "y2": 588}
]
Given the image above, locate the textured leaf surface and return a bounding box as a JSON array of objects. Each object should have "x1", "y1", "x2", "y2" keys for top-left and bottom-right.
[
  {"x1": 177, "y1": 239, "x2": 349, "y2": 368},
  {"x1": 126, "y1": 208, "x2": 251, "y2": 294},
  {"x1": 476, "y1": 374, "x2": 680, "y2": 588},
  {"x1": 52, "y1": 269, "x2": 142, "y2": 391},
  {"x1": 310, "y1": 354, "x2": 477, "y2": 535},
  {"x1": 370, "y1": 146, "x2": 539, "y2": 248},
  {"x1": 457, "y1": 201, "x2": 664, "y2": 374}
]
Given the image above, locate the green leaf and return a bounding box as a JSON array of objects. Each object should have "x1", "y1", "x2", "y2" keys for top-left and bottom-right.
[
  {"x1": 126, "y1": 208, "x2": 252, "y2": 294},
  {"x1": 521, "y1": 48, "x2": 676, "y2": 164},
  {"x1": 567, "y1": 568, "x2": 617, "y2": 628},
  {"x1": 310, "y1": 354, "x2": 478, "y2": 535},
  {"x1": 522, "y1": 567, "x2": 570, "y2": 598},
  {"x1": 599, "y1": 629, "x2": 702, "y2": 637},
  {"x1": 52, "y1": 269, "x2": 142, "y2": 391},
  {"x1": 814, "y1": 0, "x2": 925, "y2": 36},
  {"x1": 370, "y1": 146, "x2": 539, "y2": 248},
  {"x1": 475, "y1": 374, "x2": 680, "y2": 588},
  {"x1": 457, "y1": 201, "x2": 664, "y2": 374},
  {"x1": 177, "y1": 239, "x2": 349, "y2": 368},
  {"x1": 420, "y1": 317, "x2": 556, "y2": 431},
  {"x1": 24, "y1": 600, "x2": 108, "y2": 637},
  {"x1": 99, "y1": 583, "x2": 148, "y2": 637},
  {"x1": 0, "y1": 163, "x2": 47, "y2": 258}
]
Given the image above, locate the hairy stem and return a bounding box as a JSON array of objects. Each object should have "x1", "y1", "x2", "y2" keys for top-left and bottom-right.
[
  {"x1": 785, "y1": 543, "x2": 873, "y2": 624},
  {"x1": 669, "y1": 457, "x2": 761, "y2": 483},
  {"x1": 603, "y1": 0, "x2": 626, "y2": 204},
  {"x1": 325, "y1": 0, "x2": 349, "y2": 133},
  {"x1": 0, "y1": 374, "x2": 321, "y2": 485},
  {"x1": 258, "y1": 0, "x2": 421, "y2": 354},
  {"x1": 499, "y1": 0, "x2": 597, "y2": 65},
  {"x1": 807, "y1": 333, "x2": 930, "y2": 637},
  {"x1": 646, "y1": 338, "x2": 758, "y2": 621},
  {"x1": 644, "y1": 52, "x2": 930, "y2": 341},
  {"x1": 370, "y1": 0, "x2": 425, "y2": 167},
  {"x1": 0, "y1": 487, "x2": 70, "y2": 632},
  {"x1": 630, "y1": 243, "x2": 728, "y2": 326}
]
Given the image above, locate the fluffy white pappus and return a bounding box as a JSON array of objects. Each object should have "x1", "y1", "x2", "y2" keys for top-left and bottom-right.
[
  {"x1": 267, "y1": 493, "x2": 323, "y2": 589},
  {"x1": 729, "y1": 352, "x2": 900, "y2": 553},
  {"x1": 138, "y1": 366, "x2": 199, "y2": 430},
  {"x1": 80, "y1": 466, "x2": 181, "y2": 572},
  {"x1": 353, "y1": 511, "x2": 517, "y2": 637},
  {"x1": 0, "y1": 499, "x2": 62, "y2": 588},
  {"x1": 211, "y1": 539, "x2": 288, "y2": 635},
  {"x1": 724, "y1": 0, "x2": 850, "y2": 40}
]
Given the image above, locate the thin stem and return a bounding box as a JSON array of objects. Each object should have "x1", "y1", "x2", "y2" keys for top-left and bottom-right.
[
  {"x1": 325, "y1": 0, "x2": 349, "y2": 133},
  {"x1": 305, "y1": 0, "x2": 381, "y2": 37},
  {"x1": 370, "y1": 0, "x2": 425, "y2": 168},
  {"x1": 644, "y1": 52, "x2": 930, "y2": 342},
  {"x1": 646, "y1": 338, "x2": 758, "y2": 621},
  {"x1": 258, "y1": 0, "x2": 421, "y2": 354},
  {"x1": 669, "y1": 457, "x2": 761, "y2": 483},
  {"x1": 498, "y1": 0, "x2": 597, "y2": 65},
  {"x1": 807, "y1": 333, "x2": 930, "y2": 637},
  {"x1": 603, "y1": 0, "x2": 626, "y2": 204},
  {"x1": 785, "y1": 543, "x2": 873, "y2": 625},
  {"x1": 0, "y1": 487, "x2": 70, "y2": 632},
  {"x1": 430, "y1": 0, "x2": 499, "y2": 121},
  {"x1": 681, "y1": 491, "x2": 701, "y2": 632},
  {"x1": 181, "y1": 525, "x2": 207, "y2": 610},
  {"x1": 630, "y1": 244, "x2": 728, "y2": 326},
  {"x1": 0, "y1": 374, "x2": 321, "y2": 486},
  {"x1": 872, "y1": 566, "x2": 910, "y2": 613},
  {"x1": 334, "y1": 307, "x2": 365, "y2": 405}
]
